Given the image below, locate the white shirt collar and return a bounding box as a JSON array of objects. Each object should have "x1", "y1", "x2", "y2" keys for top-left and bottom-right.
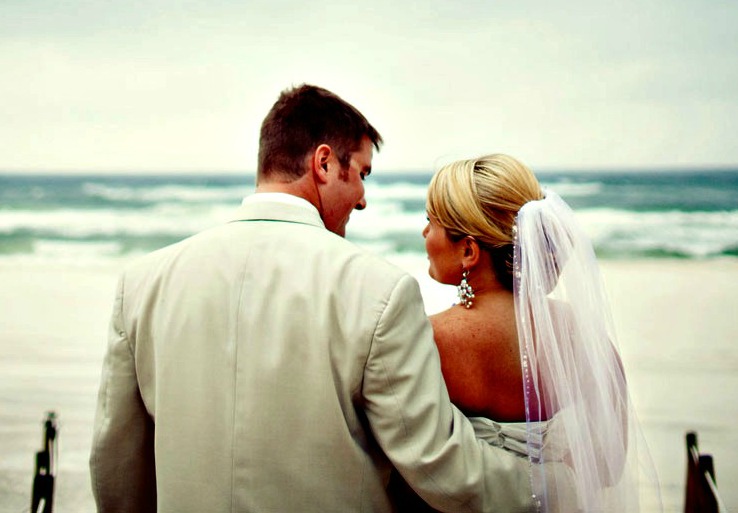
[{"x1": 242, "y1": 192, "x2": 319, "y2": 214}]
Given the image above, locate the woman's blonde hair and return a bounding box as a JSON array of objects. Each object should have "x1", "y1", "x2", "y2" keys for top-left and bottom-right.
[{"x1": 426, "y1": 153, "x2": 543, "y2": 289}]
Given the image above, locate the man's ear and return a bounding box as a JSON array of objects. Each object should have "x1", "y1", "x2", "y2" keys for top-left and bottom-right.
[
  {"x1": 460, "y1": 236, "x2": 481, "y2": 268},
  {"x1": 312, "y1": 144, "x2": 332, "y2": 184}
]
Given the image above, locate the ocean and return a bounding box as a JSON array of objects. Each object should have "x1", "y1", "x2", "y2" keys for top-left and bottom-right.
[{"x1": 1, "y1": 169, "x2": 737, "y2": 267}]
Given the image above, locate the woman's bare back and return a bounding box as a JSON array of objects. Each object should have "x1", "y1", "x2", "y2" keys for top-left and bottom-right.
[{"x1": 430, "y1": 292, "x2": 526, "y2": 422}]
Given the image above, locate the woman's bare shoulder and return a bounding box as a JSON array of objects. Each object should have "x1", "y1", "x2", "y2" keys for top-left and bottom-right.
[
  {"x1": 431, "y1": 301, "x2": 516, "y2": 343},
  {"x1": 429, "y1": 307, "x2": 476, "y2": 352}
]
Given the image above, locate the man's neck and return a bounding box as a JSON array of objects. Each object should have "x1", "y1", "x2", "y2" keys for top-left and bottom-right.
[{"x1": 255, "y1": 175, "x2": 320, "y2": 211}]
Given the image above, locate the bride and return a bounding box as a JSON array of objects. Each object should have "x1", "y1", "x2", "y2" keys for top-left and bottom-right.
[{"x1": 402, "y1": 154, "x2": 660, "y2": 512}]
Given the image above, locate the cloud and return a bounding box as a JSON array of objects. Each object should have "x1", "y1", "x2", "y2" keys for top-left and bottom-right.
[{"x1": 1, "y1": 0, "x2": 736, "y2": 172}]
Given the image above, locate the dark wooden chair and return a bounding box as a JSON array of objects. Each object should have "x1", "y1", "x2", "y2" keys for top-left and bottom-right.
[
  {"x1": 685, "y1": 431, "x2": 722, "y2": 513},
  {"x1": 31, "y1": 411, "x2": 57, "y2": 513}
]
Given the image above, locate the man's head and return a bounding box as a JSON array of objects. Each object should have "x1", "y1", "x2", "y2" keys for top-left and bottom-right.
[
  {"x1": 257, "y1": 84, "x2": 382, "y2": 182},
  {"x1": 256, "y1": 85, "x2": 383, "y2": 237}
]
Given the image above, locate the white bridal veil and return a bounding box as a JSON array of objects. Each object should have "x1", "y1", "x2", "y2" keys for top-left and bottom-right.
[{"x1": 513, "y1": 191, "x2": 661, "y2": 512}]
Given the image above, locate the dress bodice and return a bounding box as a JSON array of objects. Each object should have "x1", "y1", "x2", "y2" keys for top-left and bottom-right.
[{"x1": 470, "y1": 414, "x2": 581, "y2": 513}]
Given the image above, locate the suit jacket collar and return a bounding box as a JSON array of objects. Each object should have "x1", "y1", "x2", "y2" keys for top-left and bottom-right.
[{"x1": 230, "y1": 195, "x2": 326, "y2": 229}]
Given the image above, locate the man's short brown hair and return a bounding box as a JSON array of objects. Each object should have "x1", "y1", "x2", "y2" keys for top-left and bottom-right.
[{"x1": 257, "y1": 84, "x2": 383, "y2": 181}]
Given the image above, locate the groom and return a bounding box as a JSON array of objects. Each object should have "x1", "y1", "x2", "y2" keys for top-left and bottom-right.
[{"x1": 90, "y1": 84, "x2": 529, "y2": 512}]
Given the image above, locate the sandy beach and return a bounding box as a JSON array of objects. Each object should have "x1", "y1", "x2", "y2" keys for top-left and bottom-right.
[{"x1": 1, "y1": 258, "x2": 736, "y2": 512}]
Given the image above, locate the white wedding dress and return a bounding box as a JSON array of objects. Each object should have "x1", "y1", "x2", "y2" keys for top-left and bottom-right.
[{"x1": 470, "y1": 415, "x2": 579, "y2": 512}]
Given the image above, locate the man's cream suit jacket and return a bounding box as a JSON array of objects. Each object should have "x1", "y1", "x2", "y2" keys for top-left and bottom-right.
[{"x1": 90, "y1": 196, "x2": 531, "y2": 512}]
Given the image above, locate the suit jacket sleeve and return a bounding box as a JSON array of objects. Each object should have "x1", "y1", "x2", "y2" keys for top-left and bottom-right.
[
  {"x1": 89, "y1": 275, "x2": 157, "y2": 513},
  {"x1": 362, "y1": 274, "x2": 532, "y2": 513}
]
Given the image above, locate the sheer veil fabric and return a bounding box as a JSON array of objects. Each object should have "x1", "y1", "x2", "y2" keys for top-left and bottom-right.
[{"x1": 513, "y1": 190, "x2": 661, "y2": 512}]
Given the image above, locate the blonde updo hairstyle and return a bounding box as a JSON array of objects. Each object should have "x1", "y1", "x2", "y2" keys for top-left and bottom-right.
[{"x1": 426, "y1": 154, "x2": 543, "y2": 291}]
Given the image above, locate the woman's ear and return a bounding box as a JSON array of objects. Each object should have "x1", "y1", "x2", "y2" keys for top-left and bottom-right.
[{"x1": 460, "y1": 236, "x2": 481, "y2": 269}]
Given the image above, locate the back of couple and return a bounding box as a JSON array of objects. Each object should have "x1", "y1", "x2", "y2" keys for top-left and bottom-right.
[{"x1": 90, "y1": 85, "x2": 654, "y2": 512}]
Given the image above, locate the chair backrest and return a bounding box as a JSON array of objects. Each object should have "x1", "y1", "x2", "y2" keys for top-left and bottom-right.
[
  {"x1": 31, "y1": 411, "x2": 57, "y2": 513},
  {"x1": 684, "y1": 431, "x2": 722, "y2": 513}
]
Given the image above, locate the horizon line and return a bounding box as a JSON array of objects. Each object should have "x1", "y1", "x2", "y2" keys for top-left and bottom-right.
[{"x1": 1, "y1": 164, "x2": 738, "y2": 176}]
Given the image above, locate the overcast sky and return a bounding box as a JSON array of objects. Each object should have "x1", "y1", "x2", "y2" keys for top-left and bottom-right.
[{"x1": 1, "y1": 0, "x2": 736, "y2": 173}]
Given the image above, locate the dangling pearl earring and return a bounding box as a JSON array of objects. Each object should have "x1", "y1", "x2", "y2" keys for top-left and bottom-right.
[{"x1": 457, "y1": 268, "x2": 475, "y2": 309}]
